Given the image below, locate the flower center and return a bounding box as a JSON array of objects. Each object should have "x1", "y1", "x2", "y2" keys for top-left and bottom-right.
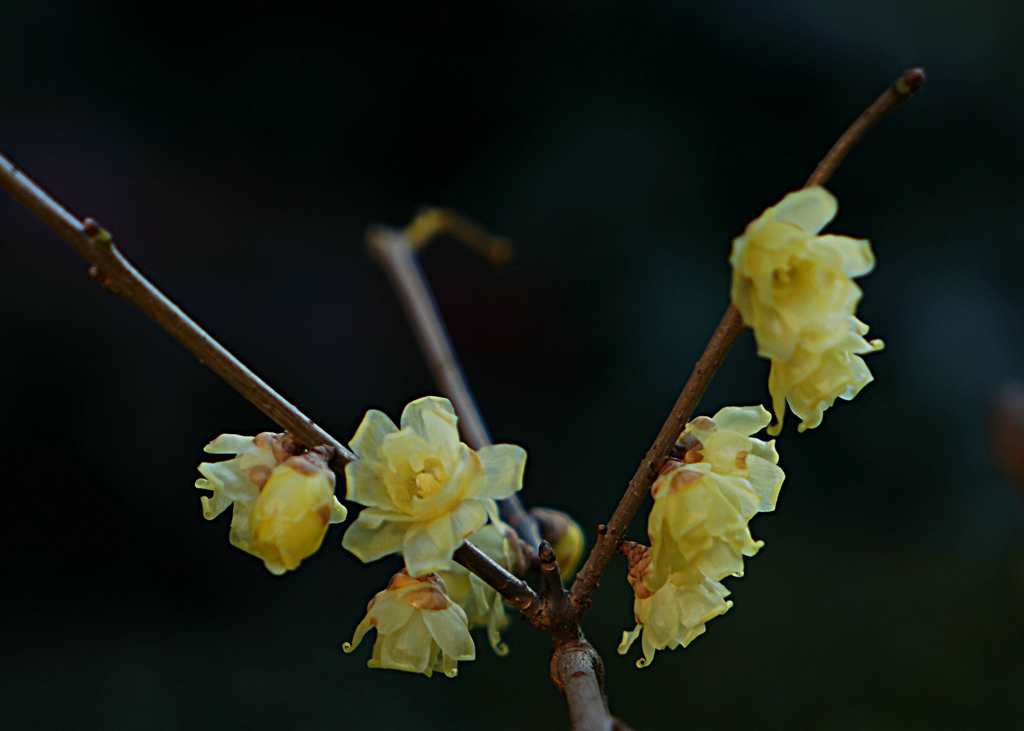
[{"x1": 414, "y1": 459, "x2": 446, "y2": 499}]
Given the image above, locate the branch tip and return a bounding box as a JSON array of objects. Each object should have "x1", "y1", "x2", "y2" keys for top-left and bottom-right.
[
  {"x1": 894, "y1": 67, "x2": 926, "y2": 96},
  {"x1": 805, "y1": 65, "x2": 927, "y2": 188}
]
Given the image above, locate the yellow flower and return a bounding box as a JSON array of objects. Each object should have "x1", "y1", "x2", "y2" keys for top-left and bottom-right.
[
  {"x1": 618, "y1": 548, "x2": 732, "y2": 668},
  {"x1": 195, "y1": 433, "x2": 346, "y2": 574},
  {"x1": 436, "y1": 523, "x2": 514, "y2": 655},
  {"x1": 247, "y1": 452, "x2": 347, "y2": 574},
  {"x1": 647, "y1": 406, "x2": 784, "y2": 591},
  {"x1": 619, "y1": 407, "x2": 783, "y2": 666},
  {"x1": 729, "y1": 186, "x2": 883, "y2": 433},
  {"x1": 343, "y1": 396, "x2": 527, "y2": 577},
  {"x1": 344, "y1": 570, "x2": 476, "y2": 678}
]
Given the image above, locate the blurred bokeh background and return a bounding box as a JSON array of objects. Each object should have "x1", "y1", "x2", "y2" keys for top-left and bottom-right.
[{"x1": 2, "y1": 1, "x2": 1023, "y2": 729}]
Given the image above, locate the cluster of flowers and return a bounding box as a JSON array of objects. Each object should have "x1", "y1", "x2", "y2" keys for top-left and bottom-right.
[
  {"x1": 195, "y1": 185, "x2": 881, "y2": 676},
  {"x1": 620, "y1": 185, "x2": 881, "y2": 664},
  {"x1": 619, "y1": 406, "x2": 785, "y2": 667},
  {"x1": 730, "y1": 186, "x2": 882, "y2": 434},
  {"x1": 197, "y1": 396, "x2": 528, "y2": 677}
]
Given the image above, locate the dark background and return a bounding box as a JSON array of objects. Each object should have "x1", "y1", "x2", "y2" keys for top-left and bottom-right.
[{"x1": 2, "y1": 1, "x2": 1023, "y2": 729}]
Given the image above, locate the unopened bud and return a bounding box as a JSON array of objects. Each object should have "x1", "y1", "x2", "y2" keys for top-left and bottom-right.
[{"x1": 531, "y1": 507, "x2": 586, "y2": 581}]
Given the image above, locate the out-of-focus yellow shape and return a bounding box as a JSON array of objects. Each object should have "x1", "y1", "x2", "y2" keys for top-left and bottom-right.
[
  {"x1": 402, "y1": 206, "x2": 514, "y2": 264},
  {"x1": 619, "y1": 407, "x2": 783, "y2": 667},
  {"x1": 343, "y1": 397, "x2": 527, "y2": 577},
  {"x1": 344, "y1": 570, "x2": 475, "y2": 678},
  {"x1": 195, "y1": 433, "x2": 346, "y2": 574},
  {"x1": 729, "y1": 186, "x2": 883, "y2": 434},
  {"x1": 437, "y1": 523, "x2": 515, "y2": 655}
]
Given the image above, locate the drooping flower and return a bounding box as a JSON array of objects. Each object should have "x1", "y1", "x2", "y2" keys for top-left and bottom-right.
[
  {"x1": 195, "y1": 432, "x2": 346, "y2": 574},
  {"x1": 646, "y1": 406, "x2": 784, "y2": 591},
  {"x1": 343, "y1": 396, "x2": 527, "y2": 577},
  {"x1": 620, "y1": 407, "x2": 783, "y2": 666},
  {"x1": 618, "y1": 548, "x2": 732, "y2": 668},
  {"x1": 437, "y1": 523, "x2": 514, "y2": 655},
  {"x1": 729, "y1": 186, "x2": 883, "y2": 433},
  {"x1": 344, "y1": 570, "x2": 475, "y2": 677}
]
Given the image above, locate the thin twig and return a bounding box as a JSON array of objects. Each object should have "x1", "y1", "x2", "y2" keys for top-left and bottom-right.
[
  {"x1": 569, "y1": 67, "x2": 926, "y2": 614},
  {"x1": 367, "y1": 225, "x2": 543, "y2": 551},
  {"x1": 538, "y1": 540, "x2": 570, "y2": 613},
  {"x1": 805, "y1": 67, "x2": 926, "y2": 188},
  {"x1": 569, "y1": 304, "x2": 745, "y2": 610},
  {"x1": 0, "y1": 150, "x2": 357, "y2": 471},
  {"x1": 453, "y1": 540, "x2": 540, "y2": 615}
]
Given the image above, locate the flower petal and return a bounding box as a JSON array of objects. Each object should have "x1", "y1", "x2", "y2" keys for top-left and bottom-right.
[
  {"x1": 342, "y1": 514, "x2": 409, "y2": 563},
  {"x1": 378, "y1": 612, "x2": 434, "y2": 674},
  {"x1": 475, "y1": 444, "x2": 527, "y2": 500},
  {"x1": 422, "y1": 604, "x2": 475, "y2": 662},
  {"x1": 400, "y1": 397, "x2": 459, "y2": 460},
  {"x1": 203, "y1": 434, "x2": 256, "y2": 454},
  {"x1": 710, "y1": 405, "x2": 771, "y2": 437},
  {"x1": 349, "y1": 409, "x2": 398, "y2": 461},
  {"x1": 448, "y1": 500, "x2": 488, "y2": 546},
  {"x1": 811, "y1": 234, "x2": 876, "y2": 278},
  {"x1": 770, "y1": 186, "x2": 837, "y2": 234},
  {"x1": 403, "y1": 518, "x2": 458, "y2": 577}
]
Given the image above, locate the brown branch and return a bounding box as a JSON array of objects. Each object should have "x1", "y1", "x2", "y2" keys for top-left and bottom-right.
[
  {"x1": 370, "y1": 221, "x2": 624, "y2": 728},
  {"x1": 538, "y1": 541, "x2": 570, "y2": 613},
  {"x1": 0, "y1": 150, "x2": 357, "y2": 471},
  {"x1": 569, "y1": 304, "x2": 745, "y2": 610},
  {"x1": 805, "y1": 67, "x2": 926, "y2": 188},
  {"x1": 552, "y1": 642, "x2": 633, "y2": 731},
  {"x1": 569, "y1": 67, "x2": 926, "y2": 614},
  {"x1": 366, "y1": 224, "x2": 543, "y2": 551},
  {"x1": 453, "y1": 540, "x2": 540, "y2": 615}
]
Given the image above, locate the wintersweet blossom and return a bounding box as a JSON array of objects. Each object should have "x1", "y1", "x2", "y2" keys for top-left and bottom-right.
[
  {"x1": 343, "y1": 396, "x2": 527, "y2": 577},
  {"x1": 646, "y1": 406, "x2": 784, "y2": 591},
  {"x1": 437, "y1": 523, "x2": 514, "y2": 655},
  {"x1": 195, "y1": 433, "x2": 346, "y2": 574},
  {"x1": 620, "y1": 407, "x2": 783, "y2": 666},
  {"x1": 344, "y1": 570, "x2": 475, "y2": 677},
  {"x1": 618, "y1": 549, "x2": 732, "y2": 668},
  {"x1": 729, "y1": 186, "x2": 883, "y2": 433}
]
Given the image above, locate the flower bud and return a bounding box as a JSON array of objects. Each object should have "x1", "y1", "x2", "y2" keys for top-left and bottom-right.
[
  {"x1": 531, "y1": 507, "x2": 586, "y2": 581},
  {"x1": 248, "y1": 451, "x2": 346, "y2": 575},
  {"x1": 195, "y1": 433, "x2": 346, "y2": 574}
]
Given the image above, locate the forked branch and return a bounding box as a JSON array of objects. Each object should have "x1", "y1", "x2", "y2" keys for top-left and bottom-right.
[
  {"x1": 569, "y1": 66, "x2": 926, "y2": 615},
  {"x1": 367, "y1": 223, "x2": 543, "y2": 552}
]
